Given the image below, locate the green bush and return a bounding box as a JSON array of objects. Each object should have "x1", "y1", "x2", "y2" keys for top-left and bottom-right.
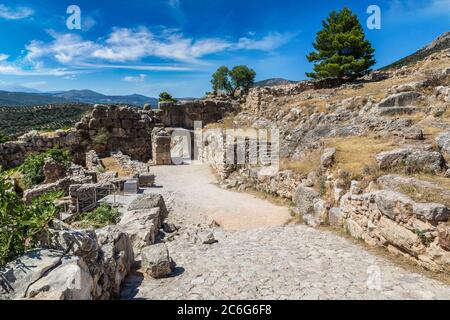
[
  {"x1": 75, "y1": 203, "x2": 120, "y2": 229},
  {"x1": 93, "y1": 128, "x2": 109, "y2": 145},
  {"x1": 158, "y1": 91, "x2": 177, "y2": 103},
  {"x1": 19, "y1": 147, "x2": 72, "y2": 188},
  {"x1": 0, "y1": 172, "x2": 63, "y2": 266},
  {"x1": 0, "y1": 133, "x2": 10, "y2": 144}
]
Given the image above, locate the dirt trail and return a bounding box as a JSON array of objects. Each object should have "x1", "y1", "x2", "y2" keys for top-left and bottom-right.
[
  {"x1": 121, "y1": 164, "x2": 450, "y2": 300},
  {"x1": 149, "y1": 164, "x2": 291, "y2": 230}
]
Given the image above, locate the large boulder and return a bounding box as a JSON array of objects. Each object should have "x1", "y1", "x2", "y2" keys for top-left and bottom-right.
[
  {"x1": 377, "y1": 91, "x2": 421, "y2": 108},
  {"x1": 376, "y1": 148, "x2": 445, "y2": 173},
  {"x1": 94, "y1": 226, "x2": 134, "y2": 299},
  {"x1": 141, "y1": 244, "x2": 175, "y2": 279},
  {"x1": 117, "y1": 208, "x2": 162, "y2": 252},
  {"x1": 293, "y1": 186, "x2": 320, "y2": 216},
  {"x1": 436, "y1": 131, "x2": 450, "y2": 157},
  {"x1": 320, "y1": 148, "x2": 336, "y2": 168},
  {"x1": 128, "y1": 194, "x2": 168, "y2": 220},
  {"x1": 0, "y1": 249, "x2": 93, "y2": 300}
]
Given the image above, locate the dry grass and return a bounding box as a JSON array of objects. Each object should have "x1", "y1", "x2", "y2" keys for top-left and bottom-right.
[
  {"x1": 280, "y1": 149, "x2": 322, "y2": 176},
  {"x1": 325, "y1": 135, "x2": 398, "y2": 179},
  {"x1": 398, "y1": 183, "x2": 450, "y2": 207},
  {"x1": 100, "y1": 157, "x2": 133, "y2": 177}
]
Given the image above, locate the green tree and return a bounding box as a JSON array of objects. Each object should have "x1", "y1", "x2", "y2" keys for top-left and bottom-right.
[
  {"x1": 211, "y1": 65, "x2": 256, "y2": 96},
  {"x1": 229, "y1": 65, "x2": 256, "y2": 95},
  {"x1": 159, "y1": 92, "x2": 177, "y2": 103},
  {"x1": 306, "y1": 7, "x2": 376, "y2": 80},
  {"x1": 211, "y1": 66, "x2": 232, "y2": 94}
]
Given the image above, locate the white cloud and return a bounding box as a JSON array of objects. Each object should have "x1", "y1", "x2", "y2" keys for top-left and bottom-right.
[
  {"x1": 5, "y1": 27, "x2": 295, "y2": 76},
  {"x1": 236, "y1": 32, "x2": 295, "y2": 51},
  {"x1": 123, "y1": 74, "x2": 147, "y2": 83},
  {"x1": 0, "y1": 54, "x2": 8, "y2": 61},
  {"x1": 0, "y1": 4, "x2": 33, "y2": 20}
]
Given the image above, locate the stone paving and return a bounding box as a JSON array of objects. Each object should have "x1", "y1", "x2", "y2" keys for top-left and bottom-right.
[{"x1": 120, "y1": 165, "x2": 450, "y2": 300}]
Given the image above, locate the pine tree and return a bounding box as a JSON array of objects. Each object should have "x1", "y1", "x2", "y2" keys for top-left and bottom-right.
[{"x1": 306, "y1": 7, "x2": 376, "y2": 80}]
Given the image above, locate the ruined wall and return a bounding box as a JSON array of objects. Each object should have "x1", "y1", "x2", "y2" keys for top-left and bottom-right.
[
  {"x1": 75, "y1": 105, "x2": 155, "y2": 162},
  {"x1": 243, "y1": 78, "x2": 348, "y2": 114},
  {"x1": 153, "y1": 98, "x2": 239, "y2": 130},
  {"x1": 338, "y1": 190, "x2": 450, "y2": 275},
  {"x1": 0, "y1": 129, "x2": 81, "y2": 169}
]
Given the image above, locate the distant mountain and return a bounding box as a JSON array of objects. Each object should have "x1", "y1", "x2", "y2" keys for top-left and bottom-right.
[
  {"x1": 0, "y1": 89, "x2": 158, "y2": 107},
  {"x1": 48, "y1": 90, "x2": 158, "y2": 106},
  {"x1": 381, "y1": 31, "x2": 450, "y2": 70},
  {"x1": 253, "y1": 78, "x2": 298, "y2": 87},
  {"x1": 0, "y1": 91, "x2": 66, "y2": 106},
  {"x1": 0, "y1": 83, "x2": 41, "y2": 93}
]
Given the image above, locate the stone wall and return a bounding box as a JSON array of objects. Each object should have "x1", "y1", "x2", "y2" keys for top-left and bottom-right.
[
  {"x1": 74, "y1": 105, "x2": 155, "y2": 162},
  {"x1": 243, "y1": 78, "x2": 345, "y2": 114},
  {"x1": 0, "y1": 129, "x2": 80, "y2": 169},
  {"x1": 337, "y1": 189, "x2": 450, "y2": 275},
  {"x1": 152, "y1": 98, "x2": 239, "y2": 130}
]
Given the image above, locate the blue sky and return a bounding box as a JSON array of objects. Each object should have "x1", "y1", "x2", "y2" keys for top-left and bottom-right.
[{"x1": 0, "y1": 0, "x2": 448, "y2": 97}]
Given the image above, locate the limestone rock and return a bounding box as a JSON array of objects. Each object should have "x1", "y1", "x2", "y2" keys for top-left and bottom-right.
[
  {"x1": 43, "y1": 158, "x2": 65, "y2": 184},
  {"x1": 377, "y1": 91, "x2": 421, "y2": 108},
  {"x1": 293, "y1": 186, "x2": 320, "y2": 216},
  {"x1": 413, "y1": 203, "x2": 449, "y2": 223},
  {"x1": 141, "y1": 244, "x2": 174, "y2": 279},
  {"x1": 320, "y1": 148, "x2": 336, "y2": 168},
  {"x1": 0, "y1": 249, "x2": 93, "y2": 300},
  {"x1": 117, "y1": 208, "x2": 162, "y2": 252},
  {"x1": 329, "y1": 207, "x2": 344, "y2": 228},
  {"x1": 128, "y1": 193, "x2": 168, "y2": 220}
]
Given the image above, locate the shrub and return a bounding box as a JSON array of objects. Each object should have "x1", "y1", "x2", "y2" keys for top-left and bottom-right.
[
  {"x1": 0, "y1": 172, "x2": 63, "y2": 266},
  {"x1": 0, "y1": 133, "x2": 10, "y2": 144},
  {"x1": 19, "y1": 147, "x2": 72, "y2": 188},
  {"x1": 75, "y1": 203, "x2": 120, "y2": 229},
  {"x1": 92, "y1": 128, "x2": 109, "y2": 145}
]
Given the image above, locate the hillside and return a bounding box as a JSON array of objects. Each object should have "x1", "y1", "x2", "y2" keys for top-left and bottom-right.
[
  {"x1": 381, "y1": 31, "x2": 450, "y2": 70},
  {"x1": 0, "y1": 104, "x2": 93, "y2": 136},
  {"x1": 0, "y1": 89, "x2": 158, "y2": 107},
  {"x1": 254, "y1": 78, "x2": 297, "y2": 87}
]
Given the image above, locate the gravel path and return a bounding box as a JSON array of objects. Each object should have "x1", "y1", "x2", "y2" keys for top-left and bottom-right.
[{"x1": 120, "y1": 165, "x2": 450, "y2": 300}]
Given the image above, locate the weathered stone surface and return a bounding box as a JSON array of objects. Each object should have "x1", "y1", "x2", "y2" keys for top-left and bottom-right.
[
  {"x1": 95, "y1": 227, "x2": 134, "y2": 298},
  {"x1": 43, "y1": 158, "x2": 65, "y2": 184},
  {"x1": 320, "y1": 148, "x2": 336, "y2": 168},
  {"x1": 141, "y1": 244, "x2": 174, "y2": 279},
  {"x1": 374, "y1": 190, "x2": 414, "y2": 220},
  {"x1": 139, "y1": 173, "x2": 155, "y2": 187},
  {"x1": 413, "y1": 203, "x2": 449, "y2": 223},
  {"x1": 0, "y1": 249, "x2": 93, "y2": 300},
  {"x1": 293, "y1": 186, "x2": 320, "y2": 216},
  {"x1": 437, "y1": 225, "x2": 450, "y2": 250},
  {"x1": 128, "y1": 193, "x2": 168, "y2": 220},
  {"x1": 329, "y1": 207, "x2": 344, "y2": 228},
  {"x1": 376, "y1": 148, "x2": 445, "y2": 173},
  {"x1": 117, "y1": 208, "x2": 162, "y2": 252},
  {"x1": 378, "y1": 216, "x2": 425, "y2": 256},
  {"x1": 436, "y1": 131, "x2": 450, "y2": 157},
  {"x1": 377, "y1": 91, "x2": 421, "y2": 108}
]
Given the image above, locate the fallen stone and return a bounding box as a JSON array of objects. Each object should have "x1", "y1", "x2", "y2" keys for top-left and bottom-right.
[
  {"x1": 293, "y1": 186, "x2": 320, "y2": 216},
  {"x1": 201, "y1": 232, "x2": 218, "y2": 245},
  {"x1": 320, "y1": 148, "x2": 336, "y2": 168},
  {"x1": 378, "y1": 91, "x2": 421, "y2": 108},
  {"x1": 413, "y1": 203, "x2": 450, "y2": 223},
  {"x1": 141, "y1": 244, "x2": 174, "y2": 279},
  {"x1": 117, "y1": 208, "x2": 162, "y2": 252},
  {"x1": 128, "y1": 193, "x2": 168, "y2": 220}
]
